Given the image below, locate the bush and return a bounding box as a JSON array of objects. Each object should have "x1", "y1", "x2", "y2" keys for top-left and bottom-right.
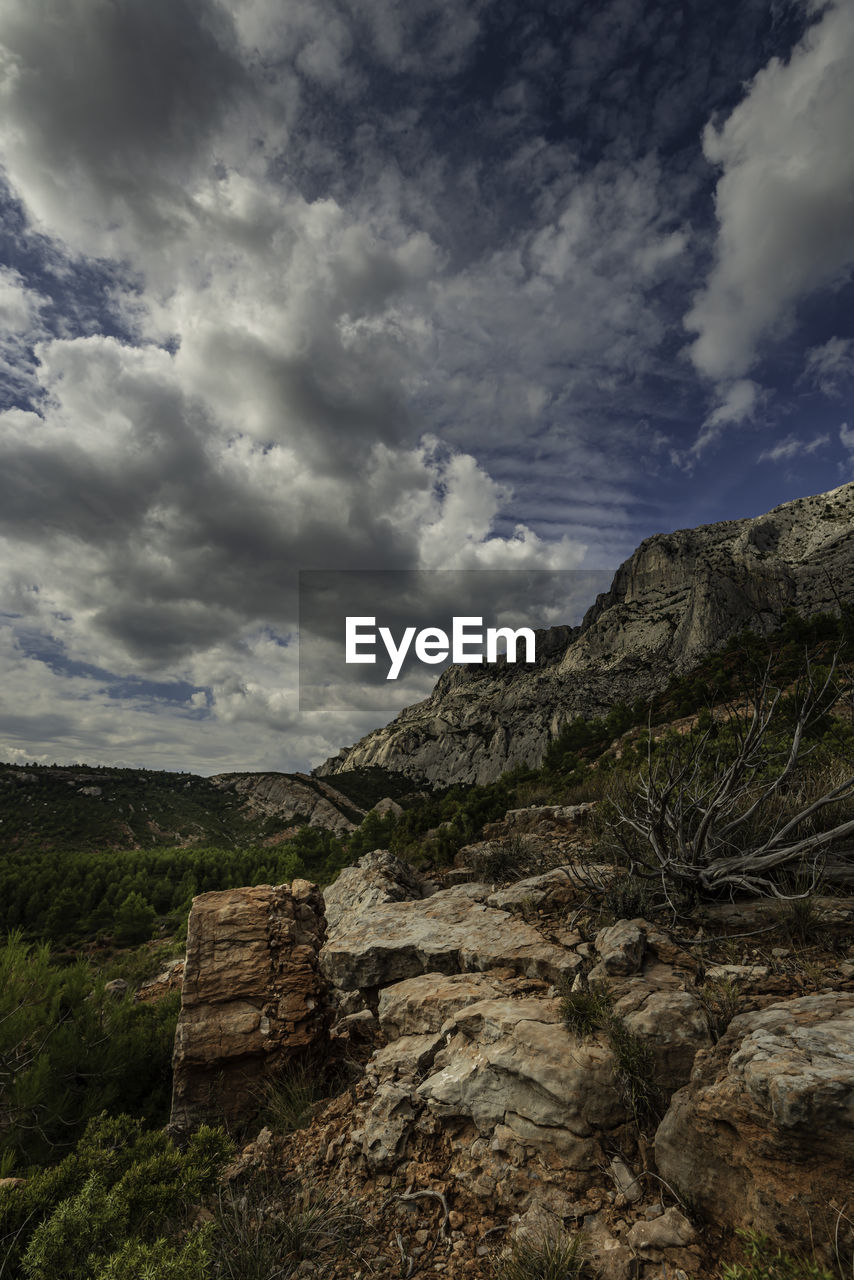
[
  {"x1": 559, "y1": 983, "x2": 614, "y2": 1038},
  {"x1": 0, "y1": 934, "x2": 180, "y2": 1169},
  {"x1": 1, "y1": 1114, "x2": 232, "y2": 1280},
  {"x1": 603, "y1": 654, "x2": 854, "y2": 902},
  {"x1": 114, "y1": 892, "x2": 157, "y2": 946}
]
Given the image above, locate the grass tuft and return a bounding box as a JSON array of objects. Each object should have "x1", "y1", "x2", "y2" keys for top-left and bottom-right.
[{"x1": 494, "y1": 1231, "x2": 588, "y2": 1280}]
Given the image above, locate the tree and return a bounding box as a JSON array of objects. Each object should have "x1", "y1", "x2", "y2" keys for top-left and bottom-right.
[
  {"x1": 607, "y1": 651, "x2": 854, "y2": 901},
  {"x1": 114, "y1": 893, "x2": 156, "y2": 946}
]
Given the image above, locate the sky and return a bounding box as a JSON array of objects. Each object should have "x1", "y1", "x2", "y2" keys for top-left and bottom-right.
[{"x1": 1, "y1": 0, "x2": 854, "y2": 776}]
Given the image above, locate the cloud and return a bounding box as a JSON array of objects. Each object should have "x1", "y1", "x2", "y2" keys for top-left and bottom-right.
[
  {"x1": 685, "y1": 0, "x2": 854, "y2": 381},
  {"x1": 0, "y1": 0, "x2": 830, "y2": 772},
  {"x1": 803, "y1": 336, "x2": 854, "y2": 397},
  {"x1": 757, "y1": 432, "x2": 829, "y2": 463},
  {"x1": 0, "y1": 265, "x2": 47, "y2": 404},
  {"x1": 688, "y1": 378, "x2": 761, "y2": 456},
  {"x1": 0, "y1": 0, "x2": 253, "y2": 254}
]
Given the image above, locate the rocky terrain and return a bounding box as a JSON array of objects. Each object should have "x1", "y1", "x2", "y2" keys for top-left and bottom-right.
[
  {"x1": 318, "y1": 482, "x2": 854, "y2": 786},
  {"x1": 166, "y1": 804, "x2": 854, "y2": 1278}
]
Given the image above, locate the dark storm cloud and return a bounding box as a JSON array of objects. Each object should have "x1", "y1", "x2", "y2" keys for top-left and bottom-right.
[{"x1": 0, "y1": 0, "x2": 249, "y2": 232}]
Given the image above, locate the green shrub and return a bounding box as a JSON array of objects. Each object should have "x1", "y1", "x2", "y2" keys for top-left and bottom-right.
[
  {"x1": 93, "y1": 1228, "x2": 214, "y2": 1280},
  {"x1": 559, "y1": 983, "x2": 614, "y2": 1037},
  {"x1": 721, "y1": 1230, "x2": 835, "y2": 1280},
  {"x1": 114, "y1": 892, "x2": 157, "y2": 946},
  {"x1": 2, "y1": 1114, "x2": 232, "y2": 1280},
  {"x1": 0, "y1": 934, "x2": 180, "y2": 1168}
]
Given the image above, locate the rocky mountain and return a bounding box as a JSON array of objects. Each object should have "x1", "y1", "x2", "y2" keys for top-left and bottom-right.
[{"x1": 317, "y1": 482, "x2": 854, "y2": 786}]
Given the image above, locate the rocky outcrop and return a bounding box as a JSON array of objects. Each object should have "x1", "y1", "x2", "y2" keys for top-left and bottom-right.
[
  {"x1": 210, "y1": 771, "x2": 364, "y2": 835},
  {"x1": 169, "y1": 881, "x2": 328, "y2": 1135},
  {"x1": 317, "y1": 482, "x2": 854, "y2": 785},
  {"x1": 322, "y1": 848, "x2": 434, "y2": 934},
  {"x1": 320, "y1": 878, "x2": 581, "y2": 993},
  {"x1": 656, "y1": 992, "x2": 854, "y2": 1250}
]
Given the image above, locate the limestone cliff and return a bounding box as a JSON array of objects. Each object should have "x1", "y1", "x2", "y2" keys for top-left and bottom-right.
[
  {"x1": 316, "y1": 482, "x2": 854, "y2": 786},
  {"x1": 210, "y1": 771, "x2": 365, "y2": 835}
]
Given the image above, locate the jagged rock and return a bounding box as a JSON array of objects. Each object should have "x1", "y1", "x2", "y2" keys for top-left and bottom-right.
[
  {"x1": 626, "y1": 1207, "x2": 697, "y2": 1253},
  {"x1": 169, "y1": 881, "x2": 328, "y2": 1135},
  {"x1": 609, "y1": 1156, "x2": 642, "y2": 1203},
  {"x1": 377, "y1": 970, "x2": 510, "y2": 1039},
  {"x1": 371, "y1": 1033, "x2": 445, "y2": 1081},
  {"x1": 483, "y1": 803, "x2": 596, "y2": 838},
  {"x1": 135, "y1": 957, "x2": 185, "y2": 1003},
  {"x1": 322, "y1": 849, "x2": 431, "y2": 934},
  {"x1": 417, "y1": 996, "x2": 625, "y2": 1167},
  {"x1": 581, "y1": 1214, "x2": 637, "y2": 1280},
  {"x1": 320, "y1": 882, "x2": 581, "y2": 992},
  {"x1": 655, "y1": 992, "x2": 854, "y2": 1251},
  {"x1": 618, "y1": 989, "x2": 712, "y2": 1091},
  {"x1": 210, "y1": 771, "x2": 364, "y2": 835},
  {"x1": 350, "y1": 1081, "x2": 423, "y2": 1171},
  {"x1": 370, "y1": 796, "x2": 405, "y2": 817},
  {"x1": 595, "y1": 920, "x2": 648, "y2": 976},
  {"x1": 486, "y1": 866, "x2": 607, "y2": 911},
  {"x1": 510, "y1": 1200, "x2": 566, "y2": 1249},
  {"x1": 317, "y1": 483, "x2": 854, "y2": 785}
]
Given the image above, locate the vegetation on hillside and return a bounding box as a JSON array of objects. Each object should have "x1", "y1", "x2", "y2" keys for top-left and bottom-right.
[{"x1": 0, "y1": 934, "x2": 179, "y2": 1170}]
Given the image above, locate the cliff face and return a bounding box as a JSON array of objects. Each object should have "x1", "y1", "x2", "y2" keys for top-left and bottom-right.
[
  {"x1": 210, "y1": 771, "x2": 365, "y2": 835},
  {"x1": 316, "y1": 483, "x2": 854, "y2": 786}
]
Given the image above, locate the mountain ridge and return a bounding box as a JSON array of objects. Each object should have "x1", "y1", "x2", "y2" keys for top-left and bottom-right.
[{"x1": 316, "y1": 481, "x2": 854, "y2": 786}]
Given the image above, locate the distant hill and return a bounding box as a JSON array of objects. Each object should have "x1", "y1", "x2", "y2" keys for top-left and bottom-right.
[{"x1": 0, "y1": 764, "x2": 372, "y2": 854}]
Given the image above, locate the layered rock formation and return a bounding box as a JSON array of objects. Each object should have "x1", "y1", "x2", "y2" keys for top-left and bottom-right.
[
  {"x1": 210, "y1": 771, "x2": 364, "y2": 835},
  {"x1": 317, "y1": 481, "x2": 854, "y2": 785},
  {"x1": 169, "y1": 881, "x2": 328, "y2": 1135}
]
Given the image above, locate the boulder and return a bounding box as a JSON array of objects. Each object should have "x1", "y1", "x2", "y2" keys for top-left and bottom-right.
[
  {"x1": 594, "y1": 919, "x2": 647, "y2": 976},
  {"x1": 417, "y1": 996, "x2": 625, "y2": 1167},
  {"x1": 169, "y1": 880, "x2": 328, "y2": 1135},
  {"x1": 655, "y1": 992, "x2": 854, "y2": 1251},
  {"x1": 617, "y1": 987, "x2": 712, "y2": 1091},
  {"x1": 486, "y1": 866, "x2": 609, "y2": 911},
  {"x1": 321, "y1": 882, "x2": 580, "y2": 992},
  {"x1": 377, "y1": 970, "x2": 509, "y2": 1039},
  {"x1": 322, "y1": 849, "x2": 430, "y2": 933}
]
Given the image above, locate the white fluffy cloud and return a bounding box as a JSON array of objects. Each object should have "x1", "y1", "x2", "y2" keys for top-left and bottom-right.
[{"x1": 686, "y1": 0, "x2": 854, "y2": 382}]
